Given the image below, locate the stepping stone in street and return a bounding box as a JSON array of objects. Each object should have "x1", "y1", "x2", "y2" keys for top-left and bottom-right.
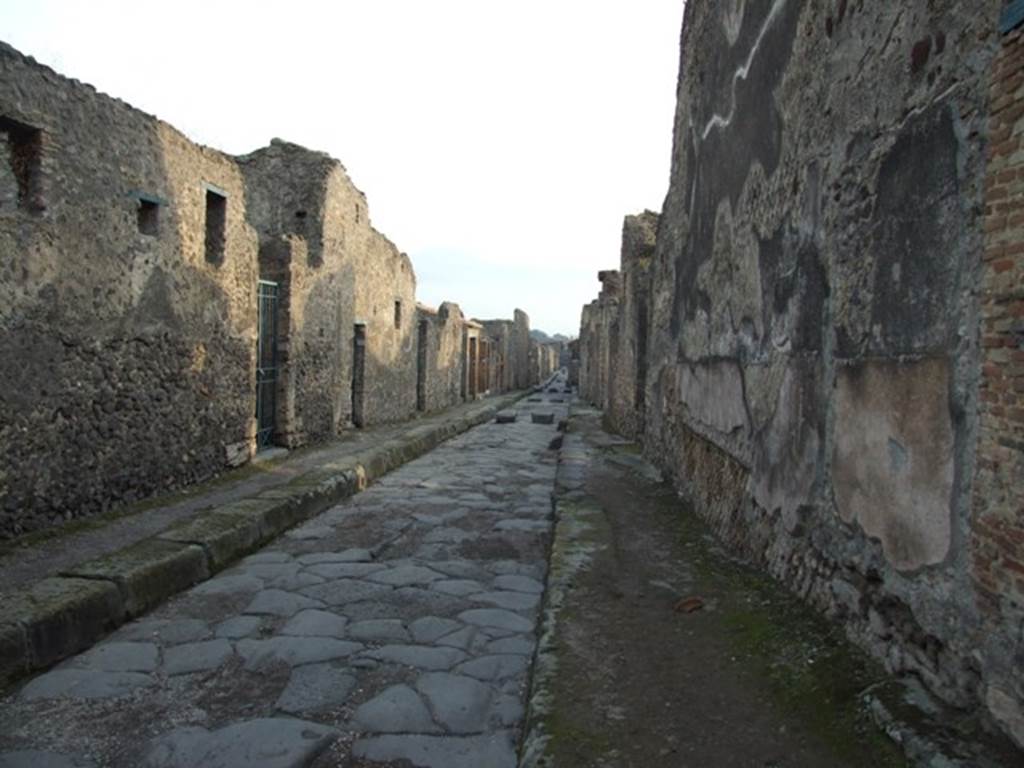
[
  {"x1": 352, "y1": 685, "x2": 442, "y2": 734},
  {"x1": 275, "y1": 664, "x2": 356, "y2": 715},
  {"x1": 139, "y1": 718, "x2": 336, "y2": 768},
  {"x1": 163, "y1": 639, "x2": 234, "y2": 676},
  {"x1": 531, "y1": 412, "x2": 555, "y2": 425},
  {"x1": 280, "y1": 609, "x2": 348, "y2": 638},
  {"x1": 415, "y1": 672, "x2": 493, "y2": 734},
  {"x1": 495, "y1": 411, "x2": 517, "y2": 424}
]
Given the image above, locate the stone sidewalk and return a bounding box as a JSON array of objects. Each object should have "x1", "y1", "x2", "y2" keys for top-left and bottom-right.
[
  {"x1": 0, "y1": 377, "x2": 572, "y2": 767},
  {"x1": 0, "y1": 392, "x2": 526, "y2": 691}
]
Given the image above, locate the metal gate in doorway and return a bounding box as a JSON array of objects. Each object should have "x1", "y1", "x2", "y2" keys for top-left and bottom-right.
[{"x1": 256, "y1": 280, "x2": 279, "y2": 450}]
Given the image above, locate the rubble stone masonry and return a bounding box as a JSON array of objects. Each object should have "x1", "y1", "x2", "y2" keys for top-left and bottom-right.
[
  {"x1": 579, "y1": 0, "x2": 1024, "y2": 748},
  {"x1": 0, "y1": 43, "x2": 536, "y2": 540}
]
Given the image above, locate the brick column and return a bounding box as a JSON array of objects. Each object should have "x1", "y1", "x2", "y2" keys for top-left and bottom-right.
[{"x1": 972, "y1": 13, "x2": 1024, "y2": 625}]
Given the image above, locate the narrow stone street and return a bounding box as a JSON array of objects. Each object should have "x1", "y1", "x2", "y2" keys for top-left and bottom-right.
[{"x1": 0, "y1": 383, "x2": 571, "y2": 767}]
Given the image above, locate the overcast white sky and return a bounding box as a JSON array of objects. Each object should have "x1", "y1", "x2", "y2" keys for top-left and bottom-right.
[{"x1": 1, "y1": 1, "x2": 682, "y2": 336}]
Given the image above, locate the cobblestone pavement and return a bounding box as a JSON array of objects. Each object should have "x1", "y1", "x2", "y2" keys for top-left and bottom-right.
[{"x1": 0, "y1": 378, "x2": 572, "y2": 768}]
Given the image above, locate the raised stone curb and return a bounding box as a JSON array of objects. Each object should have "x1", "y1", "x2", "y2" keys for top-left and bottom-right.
[{"x1": 0, "y1": 394, "x2": 522, "y2": 691}]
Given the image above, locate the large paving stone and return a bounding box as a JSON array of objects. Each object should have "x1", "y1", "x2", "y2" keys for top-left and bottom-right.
[
  {"x1": 21, "y1": 668, "x2": 153, "y2": 700},
  {"x1": 470, "y1": 591, "x2": 540, "y2": 611},
  {"x1": 487, "y1": 636, "x2": 536, "y2": 655},
  {"x1": 416, "y1": 672, "x2": 493, "y2": 734},
  {"x1": 0, "y1": 751, "x2": 93, "y2": 768},
  {"x1": 275, "y1": 664, "x2": 355, "y2": 715},
  {"x1": 190, "y1": 575, "x2": 263, "y2": 596},
  {"x1": 163, "y1": 639, "x2": 233, "y2": 676},
  {"x1": 409, "y1": 616, "x2": 462, "y2": 644},
  {"x1": 72, "y1": 641, "x2": 158, "y2": 673},
  {"x1": 296, "y1": 549, "x2": 373, "y2": 565},
  {"x1": 367, "y1": 565, "x2": 444, "y2": 587},
  {"x1": 214, "y1": 616, "x2": 262, "y2": 639},
  {"x1": 280, "y1": 610, "x2": 348, "y2": 638},
  {"x1": 492, "y1": 574, "x2": 544, "y2": 594},
  {"x1": 305, "y1": 562, "x2": 385, "y2": 580},
  {"x1": 348, "y1": 619, "x2": 410, "y2": 643},
  {"x1": 141, "y1": 718, "x2": 336, "y2": 767},
  {"x1": 436, "y1": 626, "x2": 478, "y2": 651},
  {"x1": 363, "y1": 645, "x2": 467, "y2": 671},
  {"x1": 352, "y1": 684, "x2": 441, "y2": 734},
  {"x1": 432, "y1": 579, "x2": 485, "y2": 597},
  {"x1": 237, "y1": 637, "x2": 362, "y2": 669},
  {"x1": 299, "y1": 579, "x2": 392, "y2": 606},
  {"x1": 243, "y1": 589, "x2": 323, "y2": 618},
  {"x1": 458, "y1": 609, "x2": 533, "y2": 633},
  {"x1": 455, "y1": 654, "x2": 529, "y2": 682},
  {"x1": 352, "y1": 731, "x2": 517, "y2": 768}
]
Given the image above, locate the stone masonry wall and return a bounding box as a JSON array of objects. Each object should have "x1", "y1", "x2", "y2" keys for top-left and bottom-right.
[
  {"x1": 607, "y1": 212, "x2": 658, "y2": 439},
  {"x1": 579, "y1": 0, "x2": 1024, "y2": 748},
  {"x1": 0, "y1": 41, "x2": 541, "y2": 541},
  {"x1": 416, "y1": 302, "x2": 467, "y2": 413},
  {"x1": 0, "y1": 43, "x2": 259, "y2": 537}
]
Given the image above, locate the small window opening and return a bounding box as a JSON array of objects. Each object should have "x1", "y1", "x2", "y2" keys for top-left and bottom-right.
[
  {"x1": 394, "y1": 300, "x2": 402, "y2": 329},
  {"x1": 295, "y1": 209, "x2": 307, "y2": 219},
  {"x1": 355, "y1": 203, "x2": 360, "y2": 223},
  {"x1": 0, "y1": 116, "x2": 44, "y2": 212},
  {"x1": 204, "y1": 188, "x2": 227, "y2": 265},
  {"x1": 137, "y1": 199, "x2": 159, "y2": 236}
]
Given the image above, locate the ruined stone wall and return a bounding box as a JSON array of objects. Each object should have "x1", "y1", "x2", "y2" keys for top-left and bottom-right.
[
  {"x1": 239, "y1": 141, "x2": 357, "y2": 446},
  {"x1": 578, "y1": 270, "x2": 621, "y2": 411},
  {"x1": 416, "y1": 302, "x2": 466, "y2": 413},
  {"x1": 482, "y1": 319, "x2": 514, "y2": 392},
  {"x1": 512, "y1": 309, "x2": 532, "y2": 388},
  {"x1": 607, "y1": 212, "x2": 657, "y2": 439},
  {"x1": 580, "y1": 0, "x2": 1023, "y2": 746},
  {"x1": 0, "y1": 43, "x2": 259, "y2": 538}
]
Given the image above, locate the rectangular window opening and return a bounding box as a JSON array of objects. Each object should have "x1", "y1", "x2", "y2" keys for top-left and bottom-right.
[
  {"x1": 394, "y1": 300, "x2": 402, "y2": 329},
  {"x1": 0, "y1": 116, "x2": 44, "y2": 213},
  {"x1": 137, "y1": 199, "x2": 159, "y2": 236},
  {"x1": 204, "y1": 187, "x2": 227, "y2": 265}
]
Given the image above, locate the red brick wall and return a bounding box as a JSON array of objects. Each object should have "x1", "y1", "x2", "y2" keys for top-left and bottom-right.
[{"x1": 972, "y1": 21, "x2": 1024, "y2": 622}]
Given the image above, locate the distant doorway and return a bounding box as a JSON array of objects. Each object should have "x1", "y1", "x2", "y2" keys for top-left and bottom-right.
[
  {"x1": 416, "y1": 320, "x2": 428, "y2": 412},
  {"x1": 352, "y1": 323, "x2": 366, "y2": 428},
  {"x1": 468, "y1": 337, "x2": 478, "y2": 398},
  {"x1": 256, "y1": 280, "x2": 279, "y2": 450}
]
